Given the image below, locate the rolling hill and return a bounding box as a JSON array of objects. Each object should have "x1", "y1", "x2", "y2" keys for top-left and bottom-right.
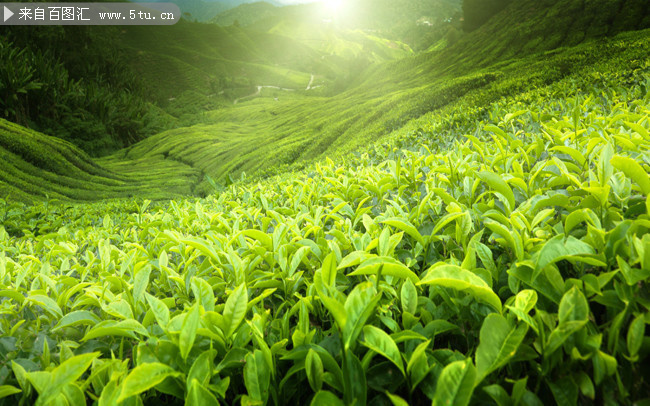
[
  {"x1": 0, "y1": 119, "x2": 200, "y2": 202},
  {"x1": 2, "y1": 0, "x2": 650, "y2": 203}
]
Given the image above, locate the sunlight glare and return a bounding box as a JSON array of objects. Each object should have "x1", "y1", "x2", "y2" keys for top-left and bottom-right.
[{"x1": 324, "y1": 0, "x2": 344, "y2": 16}]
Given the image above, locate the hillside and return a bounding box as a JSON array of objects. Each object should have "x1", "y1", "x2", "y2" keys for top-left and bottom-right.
[
  {"x1": 2, "y1": 0, "x2": 650, "y2": 201},
  {"x1": 108, "y1": 0, "x2": 650, "y2": 187},
  {"x1": 212, "y1": 1, "x2": 280, "y2": 27},
  {"x1": 213, "y1": 0, "x2": 463, "y2": 50},
  {"x1": 150, "y1": 0, "x2": 282, "y2": 22},
  {"x1": 437, "y1": 0, "x2": 650, "y2": 69},
  {"x1": 0, "y1": 119, "x2": 200, "y2": 202},
  {"x1": 116, "y1": 16, "x2": 411, "y2": 111}
]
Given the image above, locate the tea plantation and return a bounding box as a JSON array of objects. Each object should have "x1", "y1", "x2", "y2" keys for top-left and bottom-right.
[
  {"x1": 1, "y1": 31, "x2": 650, "y2": 404},
  {"x1": 1, "y1": 0, "x2": 650, "y2": 404}
]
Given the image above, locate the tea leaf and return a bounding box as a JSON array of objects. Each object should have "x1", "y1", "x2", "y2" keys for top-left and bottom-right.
[
  {"x1": 118, "y1": 363, "x2": 180, "y2": 402},
  {"x1": 476, "y1": 314, "x2": 528, "y2": 381},
  {"x1": 180, "y1": 302, "x2": 200, "y2": 360},
  {"x1": 419, "y1": 264, "x2": 501, "y2": 311},
  {"x1": 362, "y1": 325, "x2": 405, "y2": 375},
  {"x1": 432, "y1": 360, "x2": 476, "y2": 406}
]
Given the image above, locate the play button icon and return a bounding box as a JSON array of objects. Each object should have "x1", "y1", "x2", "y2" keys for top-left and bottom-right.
[{"x1": 3, "y1": 6, "x2": 13, "y2": 22}]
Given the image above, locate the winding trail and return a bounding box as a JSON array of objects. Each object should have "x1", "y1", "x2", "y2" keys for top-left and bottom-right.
[{"x1": 233, "y1": 74, "x2": 318, "y2": 105}]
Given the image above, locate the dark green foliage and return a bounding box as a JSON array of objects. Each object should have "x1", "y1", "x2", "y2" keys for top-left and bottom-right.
[
  {"x1": 462, "y1": 0, "x2": 513, "y2": 31},
  {"x1": 0, "y1": 42, "x2": 42, "y2": 126},
  {"x1": 452, "y1": 0, "x2": 650, "y2": 68},
  {"x1": 0, "y1": 26, "x2": 150, "y2": 156}
]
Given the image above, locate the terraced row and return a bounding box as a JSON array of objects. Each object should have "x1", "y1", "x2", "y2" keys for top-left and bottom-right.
[{"x1": 0, "y1": 119, "x2": 201, "y2": 202}]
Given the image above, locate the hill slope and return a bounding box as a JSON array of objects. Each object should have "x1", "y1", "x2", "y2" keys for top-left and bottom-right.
[
  {"x1": 3, "y1": 0, "x2": 650, "y2": 202},
  {"x1": 1, "y1": 39, "x2": 649, "y2": 405},
  {"x1": 109, "y1": 28, "x2": 650, "y2": 191},
  {"x1": 0, "y1": 119, "x2": 200, "y2": 202}
]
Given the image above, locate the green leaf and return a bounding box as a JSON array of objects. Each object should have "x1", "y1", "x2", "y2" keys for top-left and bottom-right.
[
  {"x1": 180, "y1": 302, "x2": 200, "y2": 360},
  {"x1": 51, "y1": 310, "x2": 101, "y2": 332},
  {"x1": 0, "y1": 385, "x2": 21, "y2": 399},
  {"x1": 432, "y1": 212, "x2": 466, "y2": 236},
  {"x1": 349, "y1": 256, "x2": 420, "y2": 284},
  {"x1": 191, "y1": 277, "x2": 215, "y2": 312},
  {"x1": 611, "y1": 155, "x2": 650, "y2": 195},
  {"x1": 550, "y1": 146, "x2": 586, "y2": 167},
  {"x1": 321, "y1": 252, "x2": 338, "y2": 288},
  {"x1": 575, "y1": 371, "x2": 595, "y2": 400},
  {"x1": 306, "y1": 349, "x2": 324, "y2": 392},
  {"x1": 627, "y1": 314, "x2": 645, "y2": 359},
  {"x1": 145, "y1": 293, "x2": 170, "y2": 328},
  {"x1": 558, "y1": 287, "x2": 589, "y2": 325},
  {"x1": 592, "y1": 351, "x2": 617, "y2": 385},
  {"x1": 564, "y1": 209, "x2": 600, "y2": 235},
  {"x1": 342, "y1": 282, "x2": 381, "y2": 350},
  {"x1": 35, "y1": 352, "x2": 100, "y2": 405},
  {"x1": 289, "y1": 246, "x2": 310, "y2": 276},
  {"x1": 240, "y1": 229, "x2": 273, "y2": 250},
  {"x1": 385, "y1": 391, "x2": 409, "y2": 406},
  {"x1": 215, "y1": 347, "x2": 248, "y2": 374},
  {"x1": 485, "y1": 124, "x2": 508, "y2": 139},
  {"x1": 318, "y1": 293, "x2": 347, "y2": 332},
  {"x1": 484, "y1": 221, "x2": 523, "y2": 260},
  {"x1": 181, "y1": 237, "x2": 220, "y2": 263},
  {"x1": 51, "y1": 352, "x2": 98, "y2": 387},
  {"x1": 419, "y1": 264, "x2": 502, "y2": 312},
  {"x1": 482, "y1": 384, "x2": 511, "y2": 406},
  {"x1": 513, "y1": 289, "x2": 537, "y2": 313},
  {"x1": 533, "y1": 235, "x2": 595, "y2": 279},
  {"x1": 61, "y1": 383, "x2": 85, "y2": 406},
  {"x1": 26, "y1": 295, "x2": 63, "y2": 319},
  {"x1": 362, "y1": 325, "x2": 405, "y2": 375},
  {"x1": 624, "y1": 120, "x2": 649, "y2": 139},
  {"x1": 546, "y1": 320, "x2": 588, "y2": 355},
  {"x1": 401, "y1": 279, "x2": 417, "y2": 315},
  {"x1": 432, "y1": 360, "x2": 476, "y2": 406},
  {"x1": 343, "y1": 350, "x2": 366, "y2": 406},
  {"x1": 98, "y1": 379, "x2": 120, "y2": 406},
  {"x1": 187, "y1": 350, "x2": 216, "y2": 390},
  {"x1": 11, "y1": 362, "x2": 28, "y2": 392},
  {"x1": 382, "y1": 218, "x2": 425, "y2": 246},
  {"x1": 223, "y1": 283, "x2": 248, "y2": 338},
  {"x1": 475, "y1": 314, "x2": 528, "y2": 381},
  {"x1": 478, "y1": 171, "x2": 515, "y2": 211},
  {"x1": 406, "y1": 339, "x2": 431, "y2": 389},
  {"x1": 82, "y1": 319, "x2": 149, "y2": 341},
  {"x1": 244, "y1": 350, "x2": 270, "y2": 402},
  {"x1": 26, "y1": 371, "x2": 50, "y2": 395},
  {"x1": 118, "y1": 363, "x2": 180, "y2": 402},
  {"x1": 133, "y1": 265, "x2": 151, "y2": 306},
  {"x1": 188, "y1": 379, "x2": 219, "y2": 405},
  {"x1": 310, "y1": 390, "x2": 344, "y2": 406},
  {"x1": 548, "y1": 378, "x2": 578, "y2": 406}
]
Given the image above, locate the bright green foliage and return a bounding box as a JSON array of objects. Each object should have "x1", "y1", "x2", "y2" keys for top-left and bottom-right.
[{"x1": 1, "y1": 23, "x2": 650, "y2": 406}]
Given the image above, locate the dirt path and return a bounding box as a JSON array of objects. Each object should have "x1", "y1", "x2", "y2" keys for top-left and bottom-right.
[
  {"x1": 233, "y1": 74, "x2": 317, "y2": 105},
  {"x1": 306, "y1": 74, "x2": 315, "y2": 90},
  {"x1": 234, "y1": 85, "x2": 296, "y2": 104}
]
